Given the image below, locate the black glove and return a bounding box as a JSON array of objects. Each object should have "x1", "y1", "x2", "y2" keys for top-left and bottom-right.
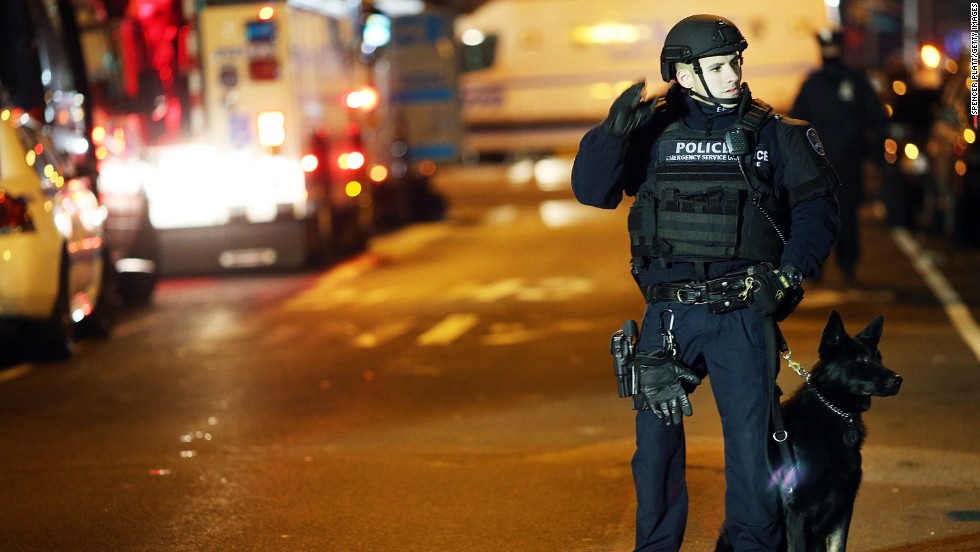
[
  {"x1": 746, "y1": 263, "x2": 804, "y2": 320},
  {"x1": 635, "y1": 351, "x2": 702, "y2": 425},
  {"x1": 602, "y1": 81, "x2": 653, "y2": 137}
]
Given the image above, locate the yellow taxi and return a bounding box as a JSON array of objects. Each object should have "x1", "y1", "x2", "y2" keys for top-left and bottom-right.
[{"x1": 0, "y1": 108, "x2": 113, "y2": 360}]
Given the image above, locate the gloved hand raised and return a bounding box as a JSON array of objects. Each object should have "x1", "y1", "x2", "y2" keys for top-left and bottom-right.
[
  {"x1": 745, "y1": 263, "x2": 804, "y2": 320},
  {"x1": 635, "y1": 351, "x2": 702, "y2": 426},
  {"x1": 602, "y1": 81, "x2": 653, "y2": 138}
]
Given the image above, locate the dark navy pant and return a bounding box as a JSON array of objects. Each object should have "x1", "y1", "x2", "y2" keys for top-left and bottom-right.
[{"x1": 632, "y1": 304, "x2": 781, "y2": 552}]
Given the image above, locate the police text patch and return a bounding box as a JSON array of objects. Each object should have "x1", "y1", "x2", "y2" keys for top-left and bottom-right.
[{"x1": 660, "y1": 139, "x2": 738, "y2": 164}]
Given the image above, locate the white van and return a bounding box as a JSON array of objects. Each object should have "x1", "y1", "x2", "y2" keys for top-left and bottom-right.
[{"x1": 457, "y1": 0, "x2": 832, "y2": 157}]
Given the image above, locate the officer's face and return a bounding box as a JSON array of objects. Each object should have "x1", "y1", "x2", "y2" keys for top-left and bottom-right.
[{"x1": 676, "y1": 53, "x2": 742, "y2": 102}]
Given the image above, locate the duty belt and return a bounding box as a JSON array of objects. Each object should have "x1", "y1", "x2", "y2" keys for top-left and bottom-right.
[{"x1": 641, "y1": 271, "x2": 750, "y2": 314}]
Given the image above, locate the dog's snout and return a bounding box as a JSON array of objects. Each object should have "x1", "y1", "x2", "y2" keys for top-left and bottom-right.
[{"x1": 877, "y1": 372, "x2": 903, "y2": 396}]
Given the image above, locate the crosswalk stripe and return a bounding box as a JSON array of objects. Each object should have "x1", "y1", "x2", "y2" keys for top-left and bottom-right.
[
  {"x1": 470, "y1": 278, "x2": 526, "y2": 302},
  {"x1": 416, "y1": 314, "x2": 480, "y2": 346},
  {"x1": 354, "y1": 320, "x2": 415, "y2": 348}
]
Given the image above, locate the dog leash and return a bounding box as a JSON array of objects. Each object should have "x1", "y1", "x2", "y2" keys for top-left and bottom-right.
[
  {"x1": 763, "y1": 316, "x2": 797, "y2": 491},
  {"x1": 780, "y1": 345, "x2": 806, "y2": 379},
  {"x1": 781, "y1": 345, "x2": 860, "y2": 446}
]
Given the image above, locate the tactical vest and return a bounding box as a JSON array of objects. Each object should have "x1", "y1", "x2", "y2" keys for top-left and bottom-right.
[{"x1": 628, "y1": 99, "x2": 786, "y2": 265}]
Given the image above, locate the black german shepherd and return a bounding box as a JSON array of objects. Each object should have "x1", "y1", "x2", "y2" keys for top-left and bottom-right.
[{"x1": 716, "y1": 310, "x2": 903, "y2": 552}]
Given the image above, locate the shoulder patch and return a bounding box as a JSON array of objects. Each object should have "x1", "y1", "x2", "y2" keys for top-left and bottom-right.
[{"x1": 805, "y1": 128, "x2": 826, "y2": 156}]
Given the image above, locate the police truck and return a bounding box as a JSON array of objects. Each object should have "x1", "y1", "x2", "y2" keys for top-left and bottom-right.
[{"x1": 129, "y1": 0, "x2": 376, "y2": 273}]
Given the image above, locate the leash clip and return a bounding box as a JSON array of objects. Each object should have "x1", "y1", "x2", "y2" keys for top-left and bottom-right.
[
  {"x1": 781, "y1": 347, "x2": 808, "y2": 379},
  {"x1": 739, "y1": 276, "x2": 755, "y2": 301}
]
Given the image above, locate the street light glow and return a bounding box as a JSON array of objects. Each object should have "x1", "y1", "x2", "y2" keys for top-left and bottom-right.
[{"x1": 920, "y1": 45, "x2": 941, "y2": 69}]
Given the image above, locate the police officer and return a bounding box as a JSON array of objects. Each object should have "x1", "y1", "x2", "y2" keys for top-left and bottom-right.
[
  {"x1": 791, "y1": 30, "x2": 887, "y2": 284},
  {"x1": 571, "y1": 15, "x2": 840, "y2": 552}
]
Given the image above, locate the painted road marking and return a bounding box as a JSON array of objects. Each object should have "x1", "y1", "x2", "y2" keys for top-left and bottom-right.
[
  {"x1": 469, "y1": 278, "x2": 526, "y2": 302},
  {"x1": 416, "y1": 314, "x2": 480, "y2": 346},
  {"x1": 287, "y1": 274, "x2": 597, "y2": 311},
  {"x1": 482, "y1": 322, "x2": 535, "y2": 345},
  {"x1": 354, "y1": 320, "x2": 415, "y2": 348},
  {"x1": 892, "y1": 228, "x2": 980, "y2": 363},
  {"x1": 448, "y1": 277, "x2": 596, "y2": 303}
]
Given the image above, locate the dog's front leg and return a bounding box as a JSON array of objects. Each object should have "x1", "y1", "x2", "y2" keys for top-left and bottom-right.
[
  {"x1": 825, "y1": 525, "x2": 846, "y2": 552},
  {"x1": 824, "y1": 504, "x2": 853, "y2": 552},
  {"x1": 784, "y1": 510, "x2": 807, "y2": 552}
]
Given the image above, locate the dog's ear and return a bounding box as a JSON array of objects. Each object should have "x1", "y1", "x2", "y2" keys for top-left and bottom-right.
[
  {"x1": 819, "y1": 310, "x2": 848, "y2": 357},
  {"x1": 857, "y1": 315, "x2": 884, "y2": 347}
]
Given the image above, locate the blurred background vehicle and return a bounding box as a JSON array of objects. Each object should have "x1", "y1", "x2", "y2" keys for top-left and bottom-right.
[
  {"x1": 923, "y1": 57, "x2": 979, "y2": 245},
  {"x1": 357, "y1": 9, "x2": 457, "y2": 228},
  {"x1": 0, "y1": 108, "x2": 114, "y2": 359},
  {"x1": 86, "y1": 0, "x2": 378, "y2": 274},
  {"x1": 455, "y1": 0, "x2": 830, "y2": 161},
  {"x1": 1, "y1": 0, "x2": 159, "y2": 305},
  {"x1": 873, "y1": 53, "x2": 942, "y2": 229},
  {"x1": 73, "y1": 0, "x2": 457, "y2": 274},
  {"x1": 873, "y1": 40, "x2": 978, "y2": 250}
]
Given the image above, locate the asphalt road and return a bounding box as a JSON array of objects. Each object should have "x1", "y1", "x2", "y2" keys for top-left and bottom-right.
[{"x1": 1, "y1": 164, "x2": 978, "y2": 551}]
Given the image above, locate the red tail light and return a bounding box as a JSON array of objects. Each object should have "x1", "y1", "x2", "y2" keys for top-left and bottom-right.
[{"x1": 0, "y1": 192, "x2": 34, "y2": 233}]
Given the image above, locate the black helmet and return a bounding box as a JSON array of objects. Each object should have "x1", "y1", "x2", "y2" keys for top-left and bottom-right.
[{"x1": 660, "y1": 15, "x2": 748, "y2": 82}]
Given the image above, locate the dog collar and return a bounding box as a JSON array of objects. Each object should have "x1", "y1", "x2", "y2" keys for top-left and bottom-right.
[
  {"x1": 782, "y1": 346, "x2": 860, "y2": 446},
  {"x1": 806, "y1": 383, "x2": 860, "y2": 446}
]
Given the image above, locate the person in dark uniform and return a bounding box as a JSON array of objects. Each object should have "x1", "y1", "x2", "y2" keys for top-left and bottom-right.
[
  {"x1": 791, "y1": 29, "x2": 887, "y2": 284},
  {"x1": 571, "y1": 15, "x2": 840, "y2": 552}
]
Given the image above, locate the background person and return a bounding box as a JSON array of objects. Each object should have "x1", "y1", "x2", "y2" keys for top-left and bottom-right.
[{"x1": 791, "y1": 29, "x2": 888, "y2": 285}]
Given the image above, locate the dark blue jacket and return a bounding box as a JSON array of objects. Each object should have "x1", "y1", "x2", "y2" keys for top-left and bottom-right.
[{"x1": 571, "y1": 87, "x2": 839, "y2": 287}]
